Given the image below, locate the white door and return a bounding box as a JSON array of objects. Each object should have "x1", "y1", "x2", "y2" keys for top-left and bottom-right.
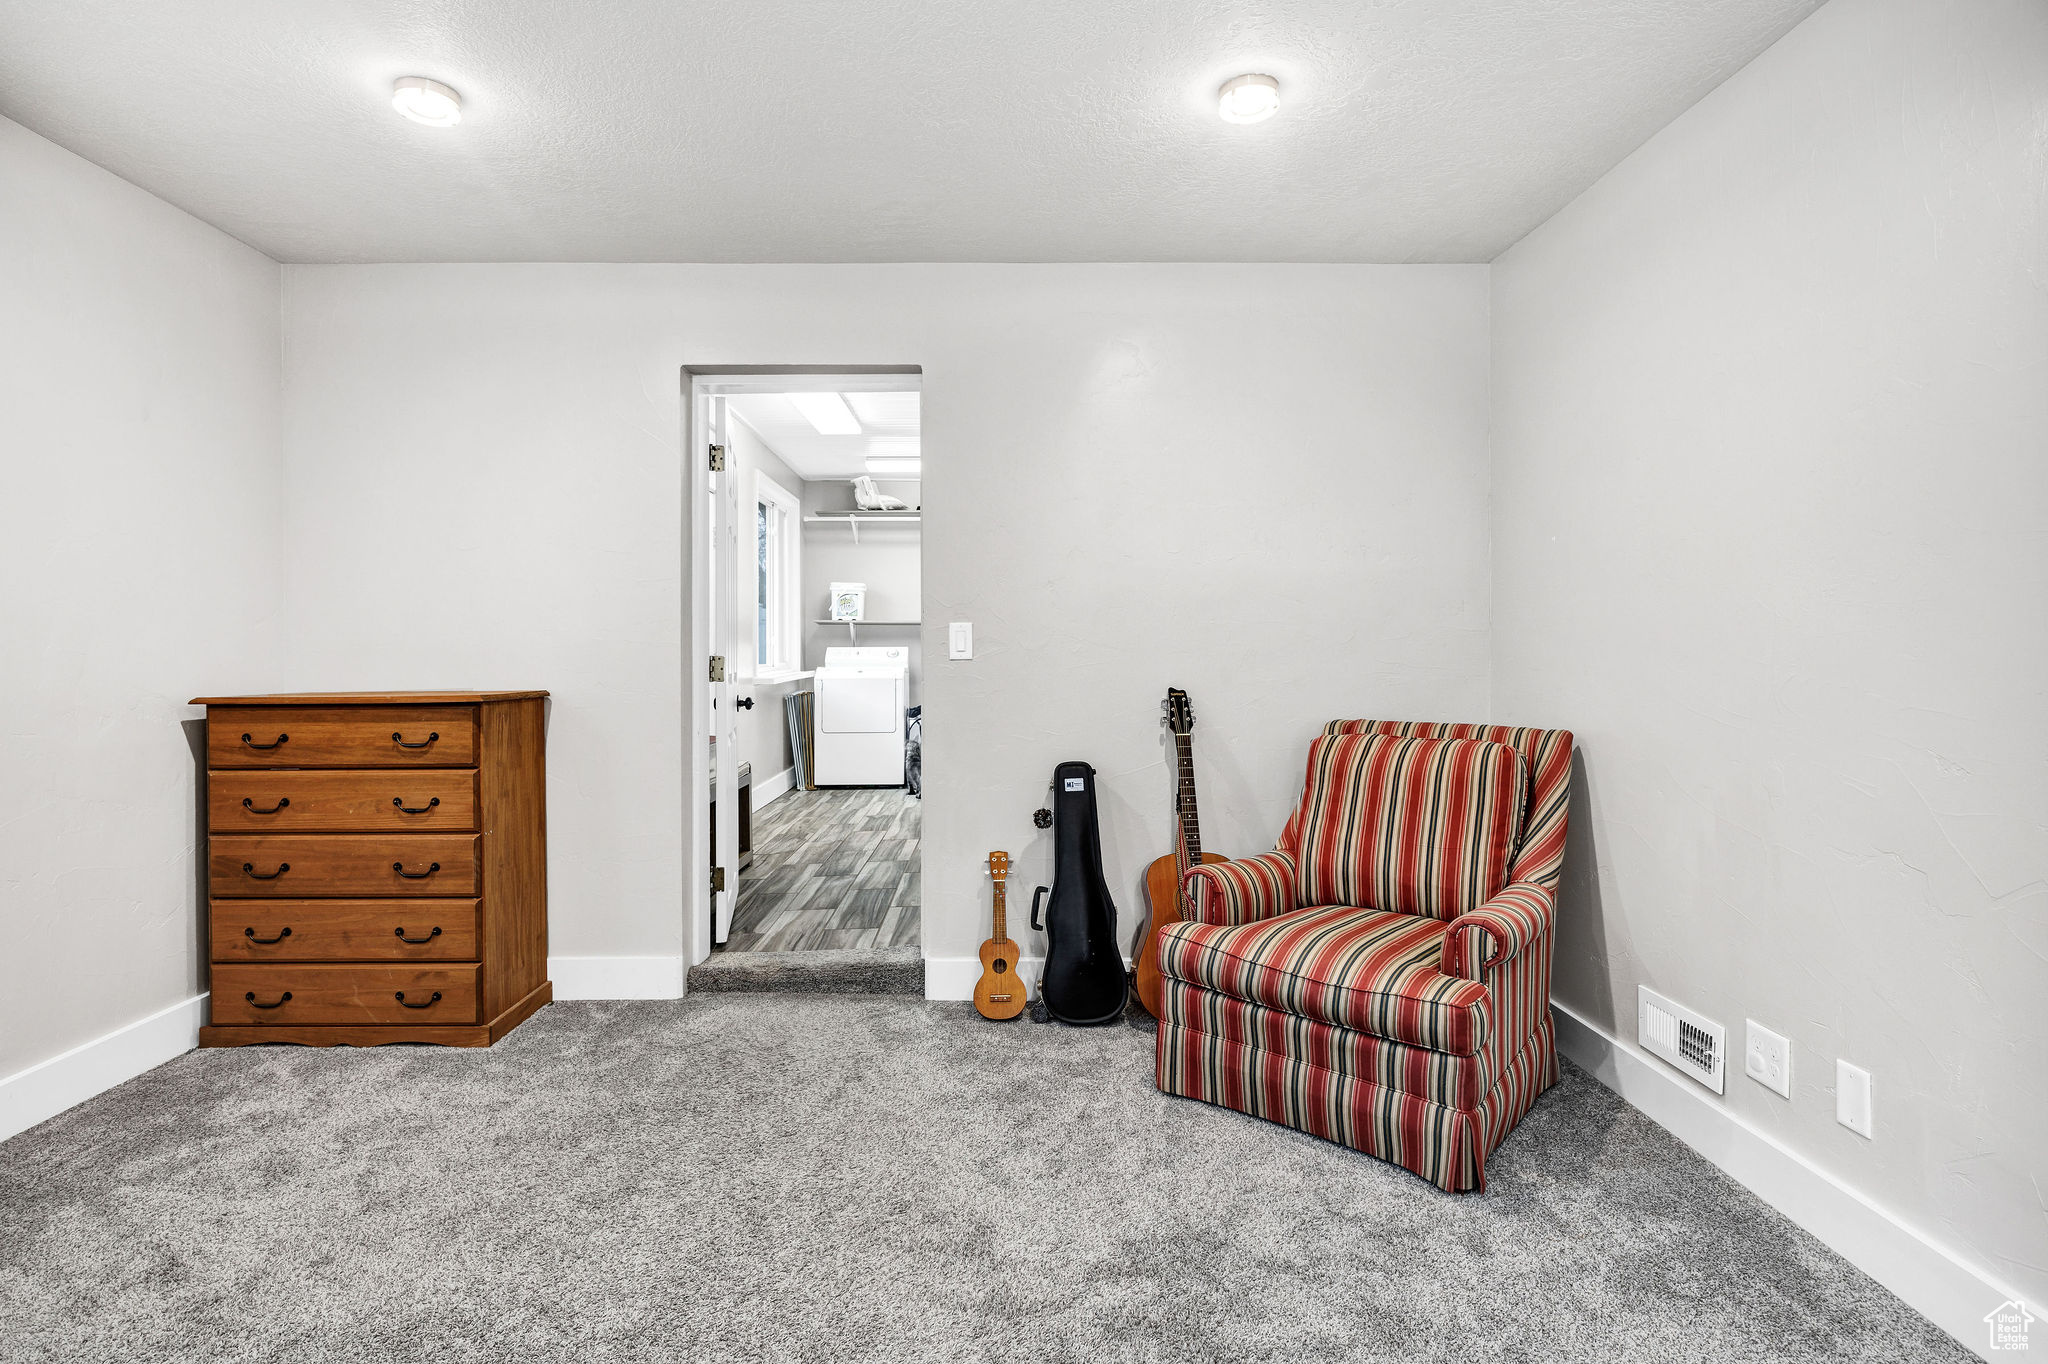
[{"x1": 709, "y1": 395, "x2": 740, "y2": 944}]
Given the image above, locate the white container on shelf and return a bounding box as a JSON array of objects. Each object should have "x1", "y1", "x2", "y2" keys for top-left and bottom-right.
[{"x1": 829, "y1": 582, "x2": 867, "y2": 621}]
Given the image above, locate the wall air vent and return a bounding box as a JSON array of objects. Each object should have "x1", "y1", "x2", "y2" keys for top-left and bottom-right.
[{"x1": 1638, "y1": 985, "x2": 1726, "y2": 1094}]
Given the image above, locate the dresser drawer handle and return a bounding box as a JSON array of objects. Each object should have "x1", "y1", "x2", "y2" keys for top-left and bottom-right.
[
  {"x1": 393, "y1": 861, "x2": 441, "y2": 879},
  {"x1": 243, "y1": 862, "x2": 290, "y2": 880},
  {"x1": 245, "y1": 991, "x2": 292, "y2": 1009},
  {"x1": 243, "y1": 926, "x2": 293, "y2": 945},
  {"x1": 392, "y1": 731, "x2": 440, "y2": 750},
  {"x1": 241, "y1": 732, "x2": 288, "y2": 750},
  {"x1": 242, "y1": 797, "x2": 290, "y2": 814},
  {"x1": 395, "y1": 991, "x2": 443, "y2": 1010},
  {"x1": 394, "y1": 926, "x2": 442, "y2": 944},
  {"x1": 392, "y1": 796, "x2": 441, "y2": 815}
]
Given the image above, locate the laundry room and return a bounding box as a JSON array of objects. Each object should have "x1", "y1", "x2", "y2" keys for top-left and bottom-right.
[{"x1": 704, "y1": 378, "x2": 923, "y2": 971}]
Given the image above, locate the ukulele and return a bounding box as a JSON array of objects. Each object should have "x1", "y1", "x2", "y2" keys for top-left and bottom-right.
[
  {"x1": 1131, "y1": 688, "x2": 1228, "y2": 1017},
  {"x1": 973, "y1": 851, "x2": 1028, "y2": 1020}
]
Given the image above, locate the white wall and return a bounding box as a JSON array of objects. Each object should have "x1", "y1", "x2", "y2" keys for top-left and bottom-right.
[
  {"x1": 0, "y1": 117, "x2": 282, "y2": 1080},
  {"x1": 1491, "y1": 0, "x2": 2047, "y2": 1314},
  {"x1": 278, "y1": 264, "x2": 1492, "y2": 967},
  {"x1": 801, "y1": 476, "x2": 922, "y2": 705}
]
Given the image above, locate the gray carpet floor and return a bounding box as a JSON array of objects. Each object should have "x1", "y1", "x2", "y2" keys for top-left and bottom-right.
[{"x1": 0, "y1": 998, "x2": 1968, "y2": 1364}]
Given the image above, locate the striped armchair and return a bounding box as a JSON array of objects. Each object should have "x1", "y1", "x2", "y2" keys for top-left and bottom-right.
[{"x1": 1154, "y1": 720, "x2": 1573, "y2": 1192}]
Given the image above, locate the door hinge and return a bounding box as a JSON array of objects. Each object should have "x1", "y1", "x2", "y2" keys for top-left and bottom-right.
[
  {"x1": 708, "y1": 654, "x2": 727, "y2": 682},
  {"x1": 708, "y1": 443, "x2": 727, "y2": 472},
  {"x1": 710, "y1": 866, "x2": 726, "y2": 894}
]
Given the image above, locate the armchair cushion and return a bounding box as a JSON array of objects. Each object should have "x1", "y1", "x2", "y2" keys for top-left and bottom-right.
[
  {"x1": 1181, "y1": 850, "x2": 1298, "y2": 926},
  {"x1": 1158, "y1": 904, "x2": 1491, "y2": 1055},
  {"x1": 1280, "y1": 732, "x2": 1526, "y2": 921}
]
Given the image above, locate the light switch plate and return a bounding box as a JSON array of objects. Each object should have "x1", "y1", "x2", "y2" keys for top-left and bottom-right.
[
  {"x1": 1744, "y1": 1019, "x2": 1792, "y2": 1098},
  {"x1": 1836, "y1": 1059, "x2": 1873, "y2": 1139},
  {"x1": 947, "y1": 622, "x2": 973, "y2": 660}
]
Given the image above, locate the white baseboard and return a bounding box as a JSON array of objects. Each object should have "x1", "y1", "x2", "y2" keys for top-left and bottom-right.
[
  {"x1": 549, "y1": 955, "x2": 685, "y2": 1000},
  {"x1": 1553, "y1": 1000, "x2": 2017, "y2": 1360},
  {"x1": 924, "y1": 954, "x2": 1140, "y2": 1001},
  {"x1": 0, "y1": 993, "x2": 208, "y2": 1144},
  {"x1": 925, "y1": 954, "x2": 1044, "y2": 1000},
  {"x1": 751, "y1": 764, "x2": 796, "y2": 807}
]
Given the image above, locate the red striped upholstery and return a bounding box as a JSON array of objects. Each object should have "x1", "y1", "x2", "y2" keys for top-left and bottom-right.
[
  {"x1": 1159, "y1": 978, "x2": 1491, "y2": 1110},
  {"x1": 1157, "y1": 904, "x2": 1490, "y2": 1054},
  {"x1": 1157, "y1": 1015, "x2": 1483, "y2": 1190},
  {"x1": 1155, "y1": 718, "x2": 1575, "y2": 1193},
  {"x1": 1278, "y1": 733, "x2": 1526, "y2": 921},
  {"x1": 1321, "y1": 721, "x2": 1572, "y2": 891},
  {"x1": 1443, "y1": 883, "x2": 1553, "y2": 980},
  {"x1": 1182, "y1": 849, "x2": 1297, "y2": 926},
  {"x1": 1156, "y1": 994, "x2": 1559, "y2": 1193}
]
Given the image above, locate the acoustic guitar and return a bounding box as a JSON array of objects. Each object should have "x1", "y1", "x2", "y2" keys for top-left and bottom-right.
[
  {"x1": 973, "y1": 851, "x2": 1028, "y2": 1020},
  {"x1": 1131, "y1": 688, "x2": 1227, "y2": 1017}
]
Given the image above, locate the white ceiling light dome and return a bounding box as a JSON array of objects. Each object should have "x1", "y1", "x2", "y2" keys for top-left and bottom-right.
[
  {"x1": 392, "y1": 76, "x2": 462, "y2": 127},
  {"x1": 1217, "y1": 73, "x2": 1280, "y2": 125}
]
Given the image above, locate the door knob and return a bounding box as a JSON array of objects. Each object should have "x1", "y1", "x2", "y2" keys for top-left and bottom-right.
[{"x1": 735, "y1": 696, "x2": 755, "y2": 710}]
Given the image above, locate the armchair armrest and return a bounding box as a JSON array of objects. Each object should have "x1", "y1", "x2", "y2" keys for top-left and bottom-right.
[
  {"x1": 1182, "y1": 850, "x2": 1299, "y2": 926},
  {"x1": 1441, "y1": 882, "x2": 1554, "y2": 981}
]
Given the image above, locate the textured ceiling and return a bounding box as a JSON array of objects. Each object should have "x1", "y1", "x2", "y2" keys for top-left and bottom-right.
[{"x1": 0, "y1": 0, "x2": 1823, "y2": 263}]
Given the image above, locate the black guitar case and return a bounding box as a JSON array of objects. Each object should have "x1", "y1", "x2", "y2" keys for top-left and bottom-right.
[{"x1": 1030, "y1": 761, "x2": 1126, "y2": 1026}]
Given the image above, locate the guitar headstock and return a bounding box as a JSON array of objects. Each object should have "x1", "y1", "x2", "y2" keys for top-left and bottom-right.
[
  {"x1": 1162, "y1": 687, "x2": 1195, "y2": 736},
  {"x1": 987, "y1": 850, "x2": 1010, "y2": 883}
]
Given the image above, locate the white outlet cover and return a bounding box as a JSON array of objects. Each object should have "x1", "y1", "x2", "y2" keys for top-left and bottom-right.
[
  {"x1": 1744, "y1": 1019, "x2": 1792, "y2": 1099},
  {"x1": 1836, "y1": 1059, "x2": 1874, "y2": 1139}
]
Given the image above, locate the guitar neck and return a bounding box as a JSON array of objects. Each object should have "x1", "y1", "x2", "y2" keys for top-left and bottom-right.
[
  {"x1": 992, "y1": 878, "x2": 1007, "y2": 941},
  {"x1": 1174, "y1": 732, "x2": 1202, "y2": 868}
]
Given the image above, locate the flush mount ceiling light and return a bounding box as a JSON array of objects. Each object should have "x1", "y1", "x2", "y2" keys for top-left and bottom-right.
[
  {"x1": 392, "y1": 76, "x2": 462, "y2": 127},
  {"x1": 788, "y1": 392, "x2": 862, "y2": 435},
  {"x1": 1217, "y1": 73, "x2": 1280, "y2": 124}
]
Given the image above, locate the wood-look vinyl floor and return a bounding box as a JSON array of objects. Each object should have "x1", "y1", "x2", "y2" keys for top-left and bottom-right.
[{"x1": 727, "y1": 788, "x2": 920, "y2": 953}]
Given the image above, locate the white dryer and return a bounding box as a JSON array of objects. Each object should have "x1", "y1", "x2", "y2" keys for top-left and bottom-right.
[{"x1": 812, "y1": 646, "x2": 909, "y2": 787}]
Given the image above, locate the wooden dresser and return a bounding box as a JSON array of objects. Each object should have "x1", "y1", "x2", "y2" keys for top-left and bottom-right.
[{"x1": 192, "y1": 691, "x2": 551, "y2": 1047}]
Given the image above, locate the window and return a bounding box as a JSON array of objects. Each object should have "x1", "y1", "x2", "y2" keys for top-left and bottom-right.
[{"x1": 753, "y1": 473, "x2": 802, "y2": 678}]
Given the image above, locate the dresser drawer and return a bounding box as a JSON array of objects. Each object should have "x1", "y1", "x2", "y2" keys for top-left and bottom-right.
[
  {"x1": 208, "y1": 770, "x2": 478, "y2": 833},
  {"x1": 211, "y1": 964, "x2": 481, "y2": 1025},
  {"x1": 210, "y1": 899, "x2": 480, "y2": 961},
  {"x1": 207, "y1": 706, "x2": 477, "y2": 768},
  {"x1": 210, "y1": 834, "x2": 480, "y2": 897}
]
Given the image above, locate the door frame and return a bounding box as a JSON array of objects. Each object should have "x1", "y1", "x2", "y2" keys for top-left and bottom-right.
[{"x1": 682, "y1": 365, "x2": 923, "y2": 969}]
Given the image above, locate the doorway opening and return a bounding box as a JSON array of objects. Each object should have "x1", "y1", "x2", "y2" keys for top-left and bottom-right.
[{"x1": 687, "y1": 368, "x2": 924, "y2": 982}]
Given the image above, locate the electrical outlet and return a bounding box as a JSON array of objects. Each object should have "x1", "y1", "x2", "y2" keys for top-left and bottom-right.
[
  {"x1": 1745, "y1": 1019, "x2": 1792, "y2": 1098},
  {"x1": 1836, "y1": 1059, "x2": 1873, "y2": 1139}
]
